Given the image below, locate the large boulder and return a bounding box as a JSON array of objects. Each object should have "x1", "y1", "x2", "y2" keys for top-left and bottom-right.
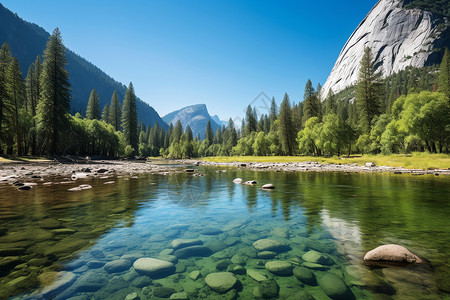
[
  {"x1": 265, "y1": 261, "x2": 293, "y2": 276},
  {"x1": 317, "y1": 273, "x2": 352, "y2": 300},
  {"x1": 253, "y1": 279, "x2": 279, "y2": 299},
  {"x1": 253, "y1": 239, "x2": 289, "y2": 253},
  {"x1": 104, "y1": 259, "x2": 132, "y2": 273},
  {"x1": 363, "y1": 244, "x2": 423, "y2": 265},
  {"x1": 302, "y1": 250, "x2": 333, "y2": 265},
  {"x1": 205, "y1": 272, "x2": 237, "y2": 293},
  {"x1": 133, "y1": 258, "x2": 175, "y2": 278},
  {"x1": 293, "y1": 266, "x2": 317, "y2": 285},
  {"x1": 171, "y1": 239, "x2": 202, "y2": 250}
]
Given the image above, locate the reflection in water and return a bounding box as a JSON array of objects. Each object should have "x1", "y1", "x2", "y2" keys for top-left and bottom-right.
[{"x1": 0, "y1": 168, "x2": 448, "y2": 299}]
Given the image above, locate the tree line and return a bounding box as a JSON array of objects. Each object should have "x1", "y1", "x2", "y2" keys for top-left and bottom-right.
[
  {"x1": 1, "y1": 27, "x2": 448, "y2": 158},
  {"x1": 0, "y1": 28, "x2": 139, "y2": 157}
]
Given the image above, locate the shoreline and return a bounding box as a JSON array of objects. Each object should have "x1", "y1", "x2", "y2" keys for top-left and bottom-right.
[{"x1": 1, "y1": 158, "x2": 449, "y2": 190}]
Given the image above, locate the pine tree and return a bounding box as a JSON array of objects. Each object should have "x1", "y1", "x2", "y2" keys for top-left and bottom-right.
[
  {"x1": 245, "y1": 105, "x2": 257, "y2": 135},
  {"x1": 269, "y1": 97, "x2": 277, "y2": 129},
  {"x1": 278, "y1": 93, "x2": 295, "y2": 155},
  {"x1": 109, "y1": 90, "x2": 121, "y2": 131},
  {"x1": 121, "y1": 82, "x2": 138, "y2": 154},
  {"x1": 24, "y1": 56, "x2": 42, "y2": 155},
  {"x1": 205, "y1": 120, "x2": 214, "y2": 145},
  {"x1": 6, "y1": 58, "x2": 26, "y2": 154},
  {"x1": 302, "y1": 79, "x2": 320, "y2": 122},
  {"x1": 438, "y1": 48, "x2": 450, "y2": 101},
  {"x1": 102, "y1": 103, "x2": 110, "y2": 123},
  {"x1": 325, "y1": 89, "x2": 336, "y2": 115},
  {"x1": 86, "y1": 88, "x2": 101, "y2": 120},
  {"x1": 355, "y1": 47, "x2": 382, "y2": 133},
  {"x1": 0, "y1": 42, "x2": 13, "y2": 152},
  {"x1": 36, "y1": 28, "x2": 71, "y2": 155}
]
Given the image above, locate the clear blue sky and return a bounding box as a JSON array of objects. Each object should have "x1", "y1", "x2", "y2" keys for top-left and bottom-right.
[{"x1": 2, "y1": 0, "x2": 377, "y2": 121}]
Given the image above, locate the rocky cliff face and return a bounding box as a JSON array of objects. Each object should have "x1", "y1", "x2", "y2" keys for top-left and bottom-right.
[{"x1": 322, "y1": 0, "x2": 449, "y2": 98}]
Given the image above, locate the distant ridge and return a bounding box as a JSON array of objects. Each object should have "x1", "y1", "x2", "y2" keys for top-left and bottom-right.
[{"x1": 0, "y1": 3, "x2": 168, "y2": 129}]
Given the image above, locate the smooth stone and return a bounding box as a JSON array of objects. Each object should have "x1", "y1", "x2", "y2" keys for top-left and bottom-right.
[
  {"x1": 160, "y1": 249, "x2": 174, "y2": 255},
  {"x1": 262, "y1": 184, "x2": 275, "y2": 189},
  {"x1": 131, "y1": 276, "x2": 152, "y2": 288},
  {"x1": 153, "y1": 286, "x2": 176, "y2": 298},
  {"x1": 302, "y1": 262, "x2": 329, "y2": 270},
  {"x1": 231, "y1": 255, "x2": 245, "y2": 265},
  {"x1": 171, "y1": 239, "x2": 203, "y2": 250},
  {"x1": 189, "y1": 270, "x2": 201, "y2": 280},
  {"x1": 253, "y1": 239, "x2": 289, "y2": 253},
  {"x1": 170, "y1": 292, "x2": 188, "y2": 299},
  {"x1": 229, "y1": 265, "x2": 246, "y2": 275},
  {"x1": 317, "y1": 273, "x2": 352, "y2": 300},
  {"x1": 133, "y1": 258, "x2": 175, "y2": 277},
  {"x1": 205, "y1": 272, "x2": 237, "y2": 294},
  {"x1": 258, "y1": 251, "x2": 277, "y2": 259},
  {"x1": 205, "y1": 240, "x2": 227, "y2": 252},
  {"x1": 216, "y1": 259, "x2": 232, "y2": 271},
  {"x1": 173, "y1": 245, "x2": 212, "y2": 258},
  {"x1": 247, "y1": 269, "x2": 268, "y2": 282},
  {"x1": 253, "y1": 279, "x2": 279, "y2": 299},
  {"x1": 302, "y1": 250, "x2": 333, "y2": 265},
  {"x1": 125, "y1": 292, "x2": 140, "y2": 300},
  {"x1": 104, "y1": 259, "x2": 132, "y2": 273},
  {"x1": 73, "y1": 271, "x2": 107, "y2": 292},
  {"x1": 158, "y1": 254, "x2": 178, "y2": 264},
  {"x1": 86, "y1": 260, "x2": 105, "y2": 269},
  {"x1": 265, "y1": 260, "x2": 293, "y2": 276},
  {"x1": 244, "y1": 180, "x2": 257, "y2": 185},
  {"x1": 39, "y1": 272, "x2": 76, "y2": 297},
  {"x1": 293, "y1": 266, "x2": 317, "y2": 285},
  {"x1": 44, "y1": 239, "x2": 89, "y2": 257},
  {"x1": 363, "y1": 244, "x2": 423, "y2": 265},
  {"x1": 232, "y1": 178, "x2": 243, "y2": 183}
]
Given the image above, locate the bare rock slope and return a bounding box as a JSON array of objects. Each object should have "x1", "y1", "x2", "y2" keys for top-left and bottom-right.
[{"x1": 322, "y1": 0, "x2": 449, "y2": 98}]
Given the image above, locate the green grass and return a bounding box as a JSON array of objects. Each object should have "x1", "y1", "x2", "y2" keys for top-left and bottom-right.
[
  {"x1": 0, "y1": 156, "x2": 51, "y2": 163},
  {"x1": 202, "y1": 153, "x2": 450, "y2": 170}
]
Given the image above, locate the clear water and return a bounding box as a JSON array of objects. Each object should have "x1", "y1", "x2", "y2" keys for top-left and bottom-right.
[{"x1": 0, "y1": 166, "x2": 449, "y2": 299}]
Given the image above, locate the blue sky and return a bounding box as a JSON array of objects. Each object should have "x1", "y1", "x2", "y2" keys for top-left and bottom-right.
[{"x1": 2, "y1": 0, "x2": 377, "y2": 121}]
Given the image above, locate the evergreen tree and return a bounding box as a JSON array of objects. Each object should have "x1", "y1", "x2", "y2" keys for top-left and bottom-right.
[
  {"x1": 109, "y1": 90, "x2": 121, "y2": 131},
  {"x1": 278, "y1": 93, "x2": 295, "y2": 155},
  {"x1": 205, "y1": 120, "x2": 214, "y2": 145},
  {"x1": 438, "y1": 48, "x2": 450, "y2": 101},
  {"x1": 245, "y1": 105, "x2": 257, "y2": 135},
  {"x1": 121, "y1": 82, "x2": 138, "y2": 154},
  {"x1": 86, "y1": 88, "x2": 101, "y2": 120},
  {"x1": 316, "y1": 82, "x2": 322, "y2": 101},
  {"x1": 355, "y1": 47, "x2": 382, "y2": 133},
  {"x1": 6, "y1": 58, "x2": 26, "y2": 154},
  {"x1": 325, "y1": 89, "x2": 336, "y2": 114},
  {"x1": 0, "y1": 42, "x2": 13, "y2": 152},
  {"x1": 36, "y1": 28, "x2": 71, "y2": 155},
  {"x1": 102, "y1": 103, "x2": 110, "y2": 123},
  {"x1": 303, "y1": 79, "x2": 320, "y2": 122},
  {"x1": 269, "y1": 97, "x2": 277, "y2": 129},
  {"x1": 25, "y1": 56, "x2": 42, "y2": 154}
]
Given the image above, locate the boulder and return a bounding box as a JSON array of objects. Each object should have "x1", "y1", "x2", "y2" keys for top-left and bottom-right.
[
  {"x1": 247, "y1": 269, "x2": 268, "y2": 282},
  {"x1": 231, "y1": 255, "x2": 245, "y2": 265},
  {"x1": 265, "y1": 261, "x2": 293, "y2": 276},
  {"x1": 205, "y1": 272, "x2": 237, "y2": 294},
  {"x1": 39, "y1": 272, "x2": 76, "y2": 298},
  {"x1": 293, "y1": 266, "x2": 317, "y2": 285},
  {"x1": 262, "y1": 184, "x2": 275, "y2": 189},
  {"x1": 317, "y1": 273, "x2": 352, "y2": 300},
  {"x1": 302, "y1": 250, "x2": 333, "y2": 265},
  {"x1": 253, "y1": 279, "x2": 279, "y2": 299},
  {"x1": 363, "y1": 244, "x2": 423, "y2": 265},
  {"x1": 103, "y1": 259, "x2": 132, "y2": 273},
  {"x1": 189, "y1": 270, "x2": 201, "y2": 280},
  {"x1": 153, "y1": 287, "x2": 176, "y2": 298},
  {"x1": 133, "y1": 258, "x2": 175, "y2": 277},
  {"x1": 174, "y1": 245, "x2": 212, "y2": 258},
  {"x1": 244, "y1": 180, "x2": 257, "y2": 185},
  {"x1": 253, "y1": 239, "x2": 289, "y2": 253},
  {"x1": 258, "y1": 251, "x2": 277, "y2": 259},
  {"x1": 171, "y1": 239, "x2": 202, "y2": 250},
  {"x1": 232, "y1": 178, "x2": 243, "y2": 183}
]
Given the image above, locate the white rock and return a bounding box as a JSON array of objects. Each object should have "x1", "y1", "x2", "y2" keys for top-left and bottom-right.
[
  {"x1": 205, "y1": 272, "x2": 237, "y2": 293},
  {"x1": 133, "y1": 258, "x2": 175, "y2": 276}
]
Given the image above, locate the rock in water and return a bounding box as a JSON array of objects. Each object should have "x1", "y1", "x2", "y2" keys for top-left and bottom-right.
[
  {"x1": 265, "y1": 261, "x2": 293, "y2": 276},
  {"x1": 302, "y1": 250, "x2": 333, "y2": 265},
  {"x1": 253, "y1": 239, "x2": 289, "y2": 253},
  {"x1": 104, "y1": 259, "x2": 132, "y2": 273},
  {"x1": 205, "y1": 272, "x2": 237, "y2": 293},
  {"x1": 321, "y1": 0, "x2": 449, "y2": 99},
  {"x1": 317, "y1": 273, "x2": 352, "y2": 300},
  {"x1": 173, "y1": 245, "x2": 212, "y2": 258},
  {"x1": 39, "y1": 272, "x2": 76, "y2": 298},
  {"x1": 253, "y1": 279, "x2": 279, "y2": 299},
  {"x1": 363, "y1": 244, "x2": 423, "y2": 265},
  {"x1": 233, "y1": 178, "x2": 243, "y2": 183},
  {"x1": 247, "y1": 269, "x2": 268, "y2": 282},
  {"x1": 293, "y1": 266, "x2": 317, "y2": 286},
  {"x1": 171, "y1": 239, "x2": 203, "y2": 250},
  {"x1": 133, "y1": 258, "x2": 175, "y2": 277},
  {"x1": 262, "y1": 184, "x2": 275, "y2": 189}
]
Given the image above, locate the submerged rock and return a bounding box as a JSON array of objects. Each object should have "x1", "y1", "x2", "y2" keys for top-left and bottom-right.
[
  {"x1": 153, "y1": 286, "x2": 176, "y2": 298},
  {"x1": 265, "y1": 260, "x2": 293, "y2": 276},
  {"x1": 293, "y1": 266, "x2": 317, "y2": 285},
  {"x1": 262, "y1": 184, "x2": 275, "y2": 190},
  {"x1": 133, "y1": 258, "x2": 175, "y2": 277},
  {"x1": 174, "y1": 245, "x2": 212, "y2": 258},
  {"x1": 253, "y1": 239, "x2": 289, "y2": 253},
  {"x1": 104, "y1": 259, "x2": 132, "y2": 273},
  {"x1": 232, "y1": 178, "x2": 243, "y2": 183},
  {"x1": 39, "y1": 271, "x2": 76, "y2": 298},
  {"x1": 189, "y1": 270, "x2": 201, "y2": 280},
  {"x1": 317, "y1": 273, "x2": 353, "y2": 300},
  {"x1": 205, "y1": 272, "x2": 237, "y2": 293},
  {"x1": 247, "y1": 269, "x2": 268, "y2": 282},
  {"x1": 364, "y1": 244, "x2": 423, "y2": 266},
  {"x1": 253, "y1": 279, "x2": 279, "y2": 299},
  {"x1": 171, "y1": 239, "x2": 203, "y2": 250},
  {"x1": 258, "y1": 251, "x2": 277, "y2": 259},
  {"x1": 302, "y1": 250, "x2": 333, "y2": 265}
]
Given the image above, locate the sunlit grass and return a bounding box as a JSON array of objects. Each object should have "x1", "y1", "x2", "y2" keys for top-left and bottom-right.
[
  {"x1": 0, "y1": 156, "x2": 51, "y2": 163},
  {"x1": 202, "y1": 153, "x2": 450, "y2": 170}
]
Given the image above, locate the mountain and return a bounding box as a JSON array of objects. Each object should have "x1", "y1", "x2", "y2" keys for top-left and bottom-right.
[
  {"x1": 0, "y1": 3, "x2": 167, "y2": 129},
  {"x1": 322, "y1": 0, "x2": 450, "y2": 98},
  {"x1": 212, "y1": 115, "x2": 227, "y2": 127},
  {"x1": 162, "y1": 104, "x2": 220, "y2": 139}
]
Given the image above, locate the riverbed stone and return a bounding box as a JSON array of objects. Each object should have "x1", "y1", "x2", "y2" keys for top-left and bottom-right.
[
  {"x1": 171, "y1": 239, "x2": 203, "y2": 250},
  {"x1": 73, "y1": 271, "x2": 107, "y2": 292},
  {"x1": 258, "y1": 251, "x2": 277, "y2": 259},
  {"x1": 216, "y1": 259, "x2": 232, "y2": 271},
  {"x1": 293, "y1": 266, "x2": 317, "y2": 285},
  {"x1": 232, "y1": 178, "x2": 243, "y2": 183},
  {"x1": 189, "y1": 270, "x2": 201, "y2": 280},
  {"x1": 253, "y1": 279, "x2": 279, "y2": 299},
  {"x1": 170, "y1": 292, "x2": 189, "y2": 299},
  {"x1": 200, "y1": 227, "x2": 222, "y2": 235},
  {"x1": 205, "y1": 272, "x2": 237, "y2": 293},
  {"x1": 39, "y1": 271, "x2": 76, "y2": 298},
  {"x1": 247, "y1": 269, "x2": 268, "y2": 282},
  {"x1": 131, "y1": 275, "x2": 152, "y2": 288},
  {"x1": 265, "y1": 260, "x2": 293, "y2": 276},
  {"x1": 302, "y1": 250, "x2": 333, "y2": 265},
  {"x1": 174, "y1": 245, "x2": 212, "y2": 258},
  {"x1": 317, "y1": 273, "x2": 352, "y2": 300},
  {"x1": 363, "y1": 244, "x2": 422, "y2": 265},
  {"x1": 153, "y1": 286, "x2": 176, "y2": 298},
  {"x1": 253, "y1": 239, "x2": 289, "y2": 253},
  {"x1": 262, "y1": 184, "x2": 275, "y2": 189},
  {"x1": 104, "y1": 259, "x2": 132, "y2": 273},
  {"x1": 133, "y1": 258, "x2": 175, "y2": 277},
  {"x1": 231, "y1": 254, "x2": 245, "y2": 265}
]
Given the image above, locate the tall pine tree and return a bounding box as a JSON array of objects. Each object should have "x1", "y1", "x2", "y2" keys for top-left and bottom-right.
[
  {"x1": 205, "y1": 120, "x2": 214, "y2": 145},
  {"x1": 86, "y1": 88, "x2": 101, "y2": 120},
  {"x1": 121, "y1": 82, "x2": 138, "y2": 153},
  {"x1": 36, "y1": 28, "x2": 71, "y2": 155},
  {"x1": 302, "y1": 79, "x2": 320, "y2": 122},
  {"x1": 269, "y1": 97, "x2": 277, "y2": 129},
  {"x1": 25, "y1": 55, "x2": 42, "y2": 155},
  {"x1": 109, "y1": 90, "x2": 121, "y2": 131},
  {"x1": 0, "y1": 42, "x2": 13, "y2": 152},
  {"x1": 355, "y1": 47, "x2": 382, "y2": 133},
  {"x1": 278, "y1": 93, "x2": 295, "y2": 155},
  {"x1": 102, "y1": 103, "x2": 110, "y2": 123}
]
